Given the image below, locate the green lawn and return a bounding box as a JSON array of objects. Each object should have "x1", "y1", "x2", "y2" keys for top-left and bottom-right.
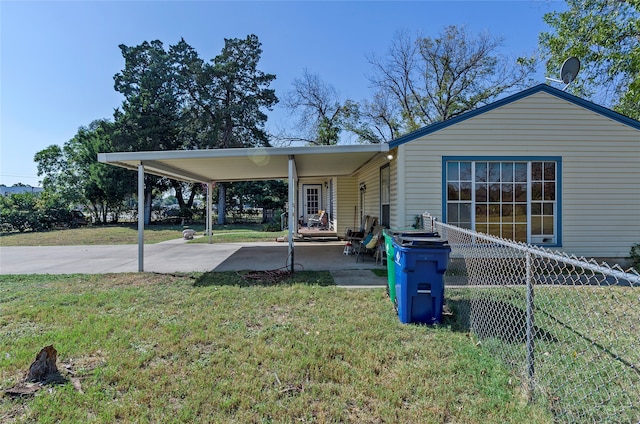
[
  {"x1": 0, "y1": 224, "x2": 286, "y2": 246},
  {"x1": 0, "y1": 273, "x2": 552, "y2": 423}
]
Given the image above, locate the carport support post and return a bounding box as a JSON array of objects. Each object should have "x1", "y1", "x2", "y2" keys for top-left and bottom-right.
[
  {"x1": 287, "y1": 155, "x2": 297, "y2": 273},
  {"x1": 138, "y1": 164, "x2": 145, "y2": 272},
  {"x1": 207, "y1": 182, "x2": 213, "y2": 244}
]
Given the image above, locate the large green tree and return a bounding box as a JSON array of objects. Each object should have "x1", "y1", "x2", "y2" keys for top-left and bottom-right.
[
  {"x1": 169, "y1": 36, "x2": 278, "y2": 150},
  {"x1": 34, "y1": 120, "x2": 136, "y2": 224},
  {"x1": 362, "y1": 26, "x2": 536, "y2": 142},
  {"x1": 34, "y1": 144, "x2": 84, "y2": 207},
  {"x1": 539, "y1": 0, "x2": 640, "y2": 119},
  {"x1": 113, "y1": 40, "x2": 181, "y2": 224},
  {"x1": 177, "y1": 35, "x2": 277, "y2": 223},
  {"x1": 114, "y1": 40, "x2": 201, "y2": 223},
  {"x1": 225, "y1": 180, "x2": 288, "y2": 222},
  {"x1": 115, "y1": 35, "x2": 277, "y2": 224},
  {"x1": 66, "y1": 120, "x2": 136, "y2": 223}
]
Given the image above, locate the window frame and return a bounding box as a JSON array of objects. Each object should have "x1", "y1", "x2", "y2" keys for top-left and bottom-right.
[{"x1": 441, "y1": 156, "x2": 562, "y2": 247}]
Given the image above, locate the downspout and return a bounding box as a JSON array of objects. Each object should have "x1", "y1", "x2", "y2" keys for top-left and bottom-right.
[
  {"x1": 396, "y1": 145, "x2": 406, "y2": 227},
  {"x1": 138, "y1": 164, "x2": 145, "y2": 272}
]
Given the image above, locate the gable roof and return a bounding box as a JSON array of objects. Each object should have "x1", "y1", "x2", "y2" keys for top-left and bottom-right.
[{"x1": 389, "y1": 84, "x2": 640, "y2": 148}]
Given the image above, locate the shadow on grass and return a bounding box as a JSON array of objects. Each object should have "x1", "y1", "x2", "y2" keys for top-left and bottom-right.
[
  {"x1": 193, "y1": 270, "x2": 335, "y2": 288},
  {"x1": 445, "y1": 298, "x2": 557, "y2": 343}
]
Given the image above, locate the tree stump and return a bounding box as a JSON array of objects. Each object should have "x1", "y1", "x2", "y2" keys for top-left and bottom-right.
[
  {"x1": 27, "y1": 345, "x2": 60, "y2": 383},
  {"x1": 4, "y1": 345, "x2": 66, "y2": 397}
]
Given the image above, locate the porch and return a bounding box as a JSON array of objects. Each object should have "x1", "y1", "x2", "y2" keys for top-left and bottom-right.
[{"x1": 294, "y1": 226, "x2": 339, "y2": 240}]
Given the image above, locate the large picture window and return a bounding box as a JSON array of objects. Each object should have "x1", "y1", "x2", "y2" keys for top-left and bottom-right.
[{"x1": 444, "y1": 157, "x2": 560, "y2": 245}]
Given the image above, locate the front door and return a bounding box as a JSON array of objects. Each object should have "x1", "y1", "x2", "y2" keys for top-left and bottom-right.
[{"x1": 303, "y1": 184, "x2": 322, "y2": 224}]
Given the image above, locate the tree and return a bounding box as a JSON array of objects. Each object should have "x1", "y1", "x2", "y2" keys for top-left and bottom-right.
[
  {"x1": 34, "y1": 120, "x2": 136, "y2": 224},
  {"x1": 209, "y1": 35, "x2": 278, "y2": 149},
  {"x1": 225, "y1": 180, "x2": 287, "y2": 222},
  {"x1": 365, "y1": 27, "x2": 536, "y2": 141},
  {"x1": 169, "y1": 35, "x2": 277, "y2": 150},
  {"x1": 114, "y1": 36, "x2": 277, "y2": 225},
  {"x1": 539, "y1": 0, "x2": 640, "y2": 119},
  {"x1": 0, "y1": 190, "x2": 71, "y2": 232},
  {"x1": 34, "y1": 144, "x2": 83, "y2": 207},
  {"x1": 173, "y1": 35, "x2": 277, "y2": 223},
  {"x1": 0, "y1": 192, "x2": 39, "y2": 232},
  {"x1": 345, "y1": 92, "x2": 402, "y2": 143},
  {"x1": 113, "y1": 40, "x2": 184, "y2": 224},
  {"x1": 282, "y1": 69, "x2": 357, "y2": 145},
  {"x1": 67, "y1": 120, "x2": 137, "y2": 223}
]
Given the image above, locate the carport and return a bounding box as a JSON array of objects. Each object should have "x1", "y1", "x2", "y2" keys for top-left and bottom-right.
[{"x1": 98, "y1": 144, "x2": 389, "y2": 272}]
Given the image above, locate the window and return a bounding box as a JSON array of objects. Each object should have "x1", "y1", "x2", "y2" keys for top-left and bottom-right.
[{"x1": 445, "y1": 158, "x2": 560, "y2": 245}]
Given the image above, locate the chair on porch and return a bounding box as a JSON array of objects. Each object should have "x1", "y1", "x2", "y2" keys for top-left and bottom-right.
[
  {"x1": 342, "y1": 226, "x2": 361, "y2": 255},
  {"x1": 343, "y1": 216, "x2": 378, "y2": 255},
  {"x1": 360, "y1": 215, "x2": 377, "y2": 234},
  {"x1": 307, "y1": 210, "x2": 327, "y2": 229},
  {"x1": 355, "y1": 224, "x2": 385, "y2": 263}
]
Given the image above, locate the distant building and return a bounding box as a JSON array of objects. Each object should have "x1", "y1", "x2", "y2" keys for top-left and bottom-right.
[{"x1": 0, "y1": 186, "x2": 44, "y2": 196}]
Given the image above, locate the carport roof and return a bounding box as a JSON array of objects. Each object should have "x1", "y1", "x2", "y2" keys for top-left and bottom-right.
[{"x1": 98, "y1": 144, "x2": 389, "y2": 182}]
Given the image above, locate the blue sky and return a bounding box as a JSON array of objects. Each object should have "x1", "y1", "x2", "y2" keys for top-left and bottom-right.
[{"x1": 0, "y1": 1, "x2": 563, "y2": 187}]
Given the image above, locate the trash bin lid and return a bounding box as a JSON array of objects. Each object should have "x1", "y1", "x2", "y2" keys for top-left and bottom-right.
[
  {"x1": 384, "y1": 228, "x2": 439, "y2": 238},
  {"x1": 393, "y1": 235, "x2": 450, "y2": 248},
  {"x1": 399, "y1": 231, "x2": 439, "y2": 238}
]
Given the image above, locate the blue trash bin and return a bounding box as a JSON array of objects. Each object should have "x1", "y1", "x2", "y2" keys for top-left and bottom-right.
[
  {"x1": 393, "y1": 235, "x2": 451, "y2": 324},
  {"x1": 384, "y1": 229, "x2": 440, "y2": 306}
]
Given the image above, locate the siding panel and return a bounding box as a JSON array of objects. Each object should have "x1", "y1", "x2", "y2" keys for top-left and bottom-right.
[
  {"x1": 336, "y1": 176, "x2": 358, "y2": 235},
  {"x1": 348, "y1": 155, "x2": 393, "y2": 230}
]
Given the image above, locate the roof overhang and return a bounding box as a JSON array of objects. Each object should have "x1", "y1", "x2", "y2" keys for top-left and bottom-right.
[{"x1": 98, "y1": 144, "x2": 389, "y2": 183}]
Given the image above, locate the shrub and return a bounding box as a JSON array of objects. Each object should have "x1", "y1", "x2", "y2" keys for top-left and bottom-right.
[
  {"x1": 630, "y1": 243, "x2": 640, "y2": 272},
  {"x1": 262, "y1": 209, "x2": 284, "y2": 232},
  {"x1": 0, "y1": 192, "x2": 72, "y2": 232}
]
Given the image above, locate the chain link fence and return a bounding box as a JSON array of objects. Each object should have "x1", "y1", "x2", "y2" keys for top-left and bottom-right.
[{"x1": 427, "y1": 217, "x2": 640, "y2": 423}]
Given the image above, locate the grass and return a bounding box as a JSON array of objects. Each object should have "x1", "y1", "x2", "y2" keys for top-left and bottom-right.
[
  {"x1": 0, "y1": 273, "x2": 552, "y2": 423},
  {"x1": 446, "y1": 285, "x2": 640, "y2": 423},
  {"x1": 0, "y1": 224, "x2": 286, "y2": 246},
  {"x1": 192, "y1": 225, "x2": 287, "y2": 244},
  {"x1": 371, "y1": 268, "x2": 388, "y2": 278}
]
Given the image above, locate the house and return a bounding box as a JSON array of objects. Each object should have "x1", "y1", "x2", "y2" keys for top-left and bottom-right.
[
  {"x1": 99, "y1": 84, "x2": 639, "y2": 270},
  {"x1": 345, "y1": 84, "x2": 640, "y2": 263}
]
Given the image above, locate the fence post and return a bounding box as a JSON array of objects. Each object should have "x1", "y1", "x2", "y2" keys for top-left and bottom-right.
[{"x1": 525, "y1": 250, "x2": 535, "y2": 400}]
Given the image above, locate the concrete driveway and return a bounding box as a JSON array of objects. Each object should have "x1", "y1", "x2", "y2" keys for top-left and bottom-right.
[{"x1": 0, "y1": 239, "x2": 388, "y2": 288}]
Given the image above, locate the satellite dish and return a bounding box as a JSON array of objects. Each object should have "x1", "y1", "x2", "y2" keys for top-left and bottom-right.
[
  {"x1": 560, "y1": 57, "x2": 580, "y2": 84},
  {"x1": 546, "y1": 57, "x2": 581, "y2": 90}
]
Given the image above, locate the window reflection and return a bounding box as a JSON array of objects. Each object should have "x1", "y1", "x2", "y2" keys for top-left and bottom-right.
[
  {"x1": 489, "y1": 162, "x2": 501, "y2": 182},
  {"x1": 475, "y1": 162, "x2": 487, "y2": 182},
  {"x1": 447, "y1": 182, "x2": 459, "y2": 200},
  {"x1": 446, "y1": 159, "x2": 557, "y2": 244}
]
